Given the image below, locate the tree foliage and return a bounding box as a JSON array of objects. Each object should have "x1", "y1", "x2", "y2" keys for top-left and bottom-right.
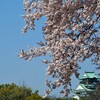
[
  {"x1": 0, "y1": 83, "x2": 32, "y2": 100},
  {"x1": 18, "y1": 0, "x2": 100, "y2": 97},
  {"x1": 0, "y1": 83, "x2": 43, "y2": 100}
]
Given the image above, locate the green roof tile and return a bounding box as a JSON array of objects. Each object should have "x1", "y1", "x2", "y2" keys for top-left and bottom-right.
[
  {"x1": 79, "y1": 72, "x2": 100, "y2": 79},
  {"x1": 79, "y1": 84, "x2": 93, "y2": 91}
]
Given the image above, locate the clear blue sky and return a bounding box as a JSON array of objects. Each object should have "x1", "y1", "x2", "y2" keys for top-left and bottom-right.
[{"x1": 0, "y1": 0, "x2": 98, "y2": 97}]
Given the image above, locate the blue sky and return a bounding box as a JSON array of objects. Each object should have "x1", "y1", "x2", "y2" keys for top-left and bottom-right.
[{"x1": 0, "y1": 0, "x2": 98, "y2": 97}]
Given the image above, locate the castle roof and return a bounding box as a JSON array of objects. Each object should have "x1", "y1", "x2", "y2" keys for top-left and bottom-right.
[{"x1": 79, "y1": 72, "x2": 100, "y2": 80}]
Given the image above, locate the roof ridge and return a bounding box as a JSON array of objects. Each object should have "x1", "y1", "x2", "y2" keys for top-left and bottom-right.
[{"x1": 85, "y1": 71, "x2": 94, "y2": 73}]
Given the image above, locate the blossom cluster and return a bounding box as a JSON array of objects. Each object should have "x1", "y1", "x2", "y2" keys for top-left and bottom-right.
[{"x1": 18, "y1": 0, "x2": 100, "y2": 97}]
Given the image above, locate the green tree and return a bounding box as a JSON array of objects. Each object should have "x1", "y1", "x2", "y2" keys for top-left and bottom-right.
[
  {"x1": 25, "y1": 90, "x2": 43, "y2": 100},
  {"x1": 25, "y1": 93, "x2": 43, "y2": 100},
  {"x1": 0, "y1": 83, "x2": 32, "y2": 100}
]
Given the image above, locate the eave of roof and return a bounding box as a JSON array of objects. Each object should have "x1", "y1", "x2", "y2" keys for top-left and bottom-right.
[{"x1": 79, "y1": 72, "x2": 100, "y2": 79}]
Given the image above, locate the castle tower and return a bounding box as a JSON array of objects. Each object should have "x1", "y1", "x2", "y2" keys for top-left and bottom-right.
[{"x1": 73, "y1": 72, "x2": 100, "y2": 99}]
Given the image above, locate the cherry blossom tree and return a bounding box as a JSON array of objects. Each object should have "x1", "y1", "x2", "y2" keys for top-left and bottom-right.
[{"x1": 18, "y1": 0, "x2": 100, "y2": 97}]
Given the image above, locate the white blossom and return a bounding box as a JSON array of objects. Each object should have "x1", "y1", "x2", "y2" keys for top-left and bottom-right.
[{"x1": 18, "y1": 0, "x2": 100, "y2": 97}]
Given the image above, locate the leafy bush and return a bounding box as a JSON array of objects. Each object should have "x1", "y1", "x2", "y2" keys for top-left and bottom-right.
[{"x1": 0, "y1": 83, "x2": 32, "y2": 100}]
